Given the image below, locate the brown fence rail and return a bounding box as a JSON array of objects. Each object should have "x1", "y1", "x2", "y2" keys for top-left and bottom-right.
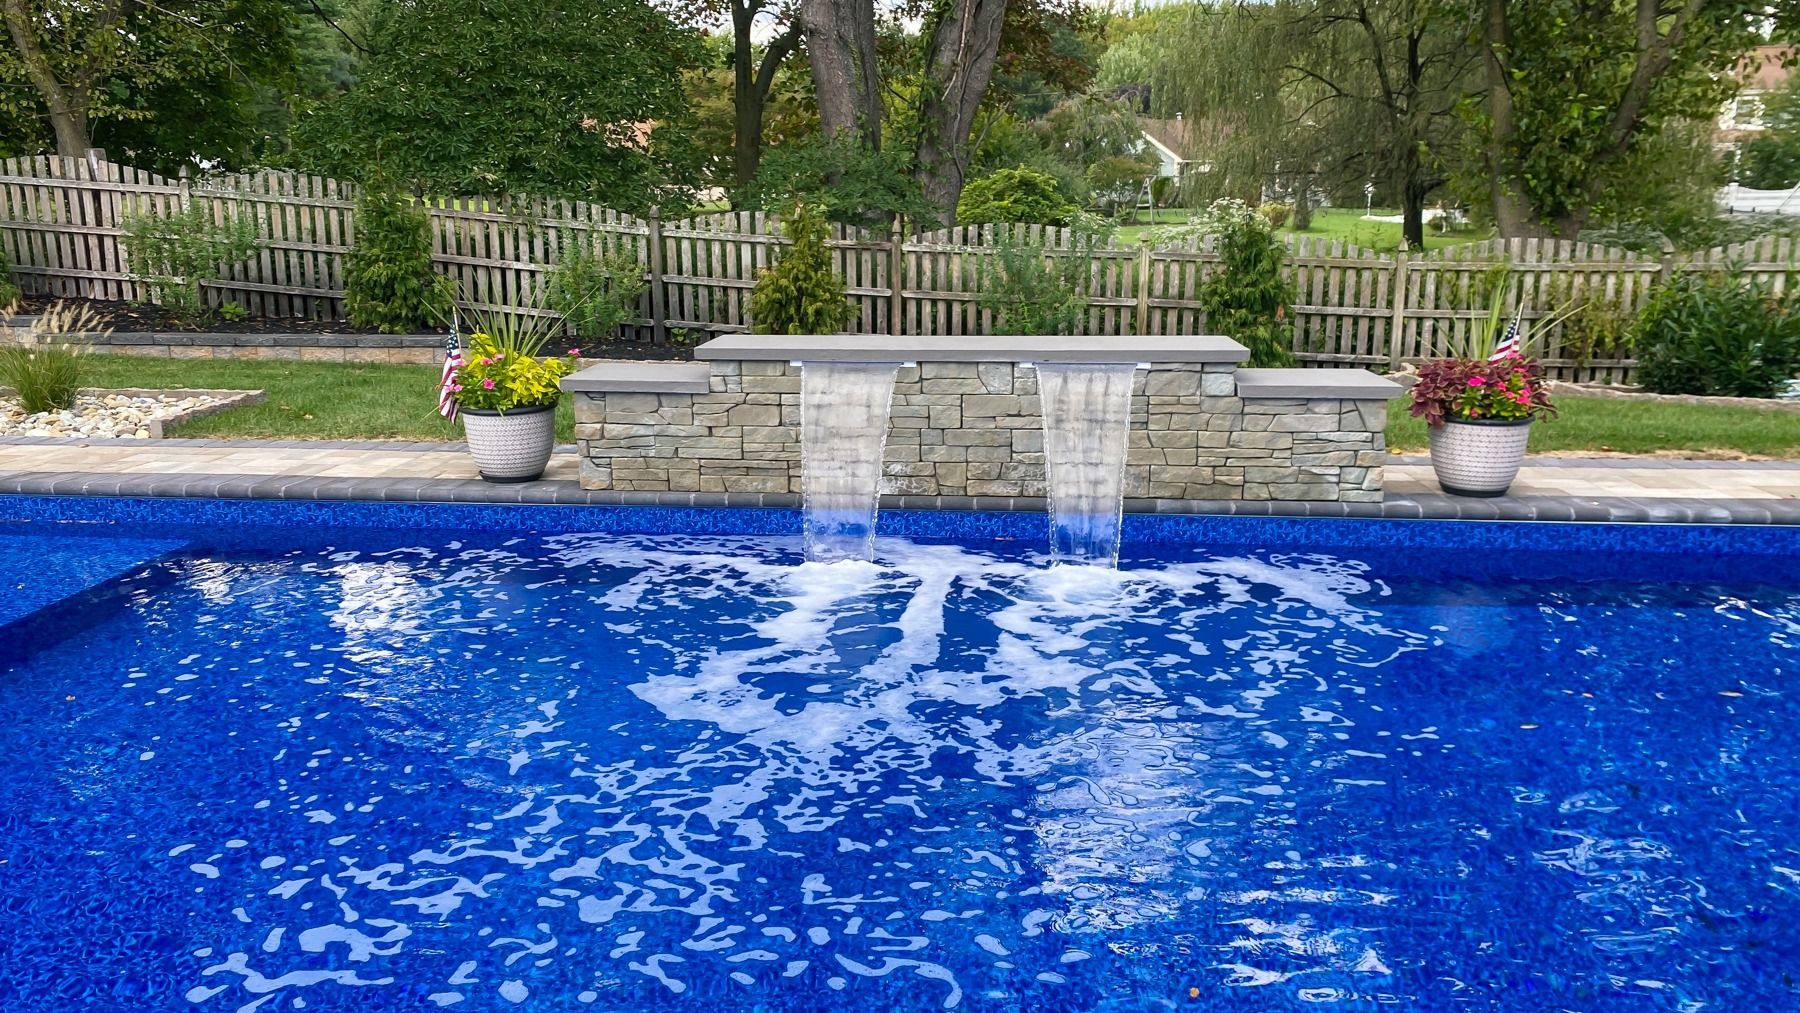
[{"x1": 2, "y1": 155, "x2": 1795, "y2": 381}]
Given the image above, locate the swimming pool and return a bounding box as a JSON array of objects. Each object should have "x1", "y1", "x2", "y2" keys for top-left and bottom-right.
[{"x1": 1, "y1": 498, "x2": 1796, "y2": 1011}]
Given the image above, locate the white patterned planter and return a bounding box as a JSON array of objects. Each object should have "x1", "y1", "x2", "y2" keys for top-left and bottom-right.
[
  {"x1": 1428, "y1": 419, "x2": 1531, "y2": 497},
  {"x1": 462, "y1": 403, "x2": 556, "y2": 483}
]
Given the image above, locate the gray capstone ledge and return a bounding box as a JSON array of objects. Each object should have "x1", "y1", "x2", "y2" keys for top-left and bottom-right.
[
  {"x1": 694, "y1": 333, "x2": 1251, "y2": 364},
  {"x1": 562, "y1": 361, "x2": 711, "y2": 394},
  {"x1": 1237, "y1": 368, "x2": 1405, "y2": 400},
  {"x1": 1, "y1": 475, "x2": 1797, "y2": 525},
  {"x1": 26, "y1": 331, "x2": 448, "y2": 349}
]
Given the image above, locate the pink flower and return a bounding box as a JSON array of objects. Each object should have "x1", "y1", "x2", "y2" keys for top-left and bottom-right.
[
  {"x1": 1467, "y1": 376, "x2": 1485, "y2": 386},
  {"x1": 493, "y1": 352, "x2": 505, "y2": 361},
  {"x1": 478, "y1": 356, "x2": 492, "y2": 366},
  {"x1": 481, "y1": 378, "x2": 496, "y2": 390},
  {"x1": 449, "y1": 384, "x2": 463, "y2": 392},
  {"x1": 568, "y1": 348, "x2": 581, "y2": 357}
]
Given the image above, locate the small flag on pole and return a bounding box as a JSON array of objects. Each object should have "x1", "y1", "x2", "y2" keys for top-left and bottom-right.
[
  {"x1": 1490, "y1": 317, "x2": 1521, "y2": 361},
  {"x1": 437, "y1": 325, "x2": 462, "y2": 421}
]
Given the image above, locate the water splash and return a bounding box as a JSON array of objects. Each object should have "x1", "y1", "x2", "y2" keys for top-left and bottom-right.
[
  {"x1": 1035, "y1": 363, "x2": 1139, "y2": 567},
  {"x1": 800, "y1": 361, "x2": 902, "y2": 562}
]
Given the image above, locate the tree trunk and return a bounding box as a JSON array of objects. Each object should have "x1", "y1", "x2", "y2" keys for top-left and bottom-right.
[
  {"x1": 914, "y1": 0, "x2": 1009, "y2": 218},
  {"x1": 3, "y1": 0, "x2": 96, "y2": 155},
  {"x1": 798, "y1": 0, "x2": 882, "y2": 150},
  {"x1": 1291, "y1": 174, "x2": 1313, "y2": 231},
  {"x1": 1480, "y1": 0, "x2": 1550, "y2": 239},
  {"x1": 731, "y1": 17, "x2": 800, "y2": 189},
  {"x1": 731, "y1": 5, "x2": 762, "y2": 189},
  {"x1": 1401, "y1": 179, "x2": 1426, "y2": 252}
]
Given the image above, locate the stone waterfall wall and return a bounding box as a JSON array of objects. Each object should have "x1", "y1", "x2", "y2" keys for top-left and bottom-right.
[{"x1": 573, "y1": 360, "x2": 1388, "y2": 503}]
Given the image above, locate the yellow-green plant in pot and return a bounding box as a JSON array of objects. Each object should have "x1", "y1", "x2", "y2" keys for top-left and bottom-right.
[{"x1": 448, "y1": 309, "x2": 579, "y2": 482}]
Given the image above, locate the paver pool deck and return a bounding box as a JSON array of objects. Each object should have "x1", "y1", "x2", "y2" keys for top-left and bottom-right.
[{"x1": 0, "y1": 436, "x2": 1795, "y2": 523}]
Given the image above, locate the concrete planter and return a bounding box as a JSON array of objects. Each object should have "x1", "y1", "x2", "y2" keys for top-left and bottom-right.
[
  {"x1": 1428, "y1": 418, "x2": 1531, "y2": 497},
  {"x1": 461, "y1": 403, "x2": 555, "y2": 483}
]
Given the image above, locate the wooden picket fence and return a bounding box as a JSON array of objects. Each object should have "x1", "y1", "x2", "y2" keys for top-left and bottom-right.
[{"x1": 3, "y1": 155, "x2": 1797, "y2": 381}]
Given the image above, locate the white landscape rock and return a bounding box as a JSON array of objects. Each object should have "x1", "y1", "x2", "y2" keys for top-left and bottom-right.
[{"x1": 0, "y1": 392, "x2": 234, "y2": 439}]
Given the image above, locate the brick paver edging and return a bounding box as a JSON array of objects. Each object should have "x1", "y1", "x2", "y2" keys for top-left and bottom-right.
[{"x1": 0, "y1": 470, "x2": 1795, "y2": 525}]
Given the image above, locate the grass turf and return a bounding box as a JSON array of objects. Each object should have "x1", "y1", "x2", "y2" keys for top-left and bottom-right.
[
  {"x1": 1110, "y1": 206, "x2": 1489, "y2": 251},
  {"x1": 73, "y1": 355, "x2": 1800, "y2": 458},
  {"x1": 1385, "y1": 397, "x2": 1800, "y2": 458},
  {"x1": 80, "y1": 355, "x2": 575, "y2": 442}
]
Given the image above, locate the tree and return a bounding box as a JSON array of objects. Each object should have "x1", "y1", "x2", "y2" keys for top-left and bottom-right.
[
  {"x1": 294, "y1": 0, "x2": 702, "y2": 210},
  {"x1": 684, "y1": 1, "x2": 808, "y2": 188},
  {"x1": 798, "y1": 0, "x2": 1014, "y2": 219},
  {"x1": 1086, "y1": 154, "x2": 1154, "y2": 218},
  {"x1": 1477, "y1": 0, "x2": 1778, "y2": 238},
  {"x1": 1735, "y1": 63, "x2": 1800, "y2": 189},
  {"x1": 0, "y1": 0, "x2": 302, "y2": 162},
  {"x1": 750, "y1": 202, "x2": 858, "y2": 334},
  {"x1": 687, "y1": 32, "x2": 818, "y2": 188},
  {"x1": 1145, "y1": 1, "x2": 1478, "y2": 250},
  {"x1": 798, "y1": 0, "x2": 885, "y2": 151}
]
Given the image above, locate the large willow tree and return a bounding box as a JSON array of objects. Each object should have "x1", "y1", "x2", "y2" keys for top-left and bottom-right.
[{"x1": 1145, "y1": 1, "x2": 1478, "y2": 250}]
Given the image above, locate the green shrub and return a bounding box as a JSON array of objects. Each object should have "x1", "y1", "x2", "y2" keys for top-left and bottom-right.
[
  {"x1": 975, "y1": 216, "x2": 1112, "y2": 336},
  {"x1": 1257, "y1": 201, "x2": 1294, "y2": 230},
  {"x1": 956, "y1": 167, "x2": 1078, "y2": 226},
  {"x1": 1195, "y1": 199, "x2": 1295, "y2": 367},
  {"x1": 1636, "y1": 270, "x2": 1800, "y2": 398},
  {"x1": 750, "y1": 203, "x2": 858, "y2": 335},
  {"x1": 0, "y1": 302, "x2": 102, "y2": 413},
  {"x1": 545, "y1": 241, "x2": 645, "y2": 340},
  {"x1": 121, "y1": 200, "x2": 260, "y2": 321},
  {"x1": 740, "y1": 136, "x2": 936, "y2": 227},
  {"x1": 0, "y1": 242, "x2": 19, "y2": 306},
  {"x1": 345, "y1": 188, "x2": 452, "y2": 334},
  {"x1": 1149, "y1": 176, "x2": 1175, "y2": 209}
]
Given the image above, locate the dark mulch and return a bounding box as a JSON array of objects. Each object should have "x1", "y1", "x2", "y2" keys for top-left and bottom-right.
[
  {"x1": 11, "y1": 294, "x2": 703, "y2": 359},
  {"x1": 17, "y1": 294, "x2": 411, "y2": 334}
]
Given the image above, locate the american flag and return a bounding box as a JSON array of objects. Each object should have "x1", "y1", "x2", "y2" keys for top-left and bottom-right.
[
  {"x1": 1490, "y1": 317, "x2": 1522, "y2": 361},
  {"x1": 437, "y1": 326, "x2": 462, "y2": 421}
]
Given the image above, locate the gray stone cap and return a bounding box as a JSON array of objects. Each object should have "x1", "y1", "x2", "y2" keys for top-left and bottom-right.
[
  {"x1": 692, "y1": 333, "x2": 1250, "y2": 364},
  {"x1": 1236, "y1": 367, "x2": 1405, "y2": 400},
  {"x1": 560, "y1": 360, "x2": 711, "y2": 394}
]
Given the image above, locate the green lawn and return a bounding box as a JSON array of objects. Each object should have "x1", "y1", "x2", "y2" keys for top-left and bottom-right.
[
  {"x1": 1386, "y1": 397, "x2": 1800, "y2": 458},
  {"x1": 1110, "y1": 206, "x2": 1490, "y2": 251},
  {"x1": 82, "y1": 355, "x2": 576, "y2": 442},
  {"x1": 75, "y1": 356, "x2": 1800, "y2": 457}
]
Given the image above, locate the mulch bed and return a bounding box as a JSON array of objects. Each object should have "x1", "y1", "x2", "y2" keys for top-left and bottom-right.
[
  {"x1": 16, "y1": 294, "x2": 407, "y2": 335},
  {"x1": 10, "y1": 295, "x2": 702, "y2": 360}
]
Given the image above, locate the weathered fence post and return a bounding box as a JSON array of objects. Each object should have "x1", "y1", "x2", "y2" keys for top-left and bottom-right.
[
  {"x1": 81, "y1": 148, "x2": 108, "y2": 299},
  {"x1": 889, "y1": 217, "x2": 905, "y2": 336},
  {"x1": 1658, "y1": 237, "x2": 1677, "y2": 286},
  {"x1": 1135, "y1": 242, "x2": 1152, "y2": 335},
  {"x1": 646, "y1": 205, "x2": 667, "y2": 344},
  {"x1": 1387, "y1": 249, "x2": 1411, "y2": 371}
]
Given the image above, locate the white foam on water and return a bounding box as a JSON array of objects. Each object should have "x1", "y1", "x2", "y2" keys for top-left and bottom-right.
[{"x1": 177, "y1": 531, "x2": 1435, "y2": 1008}]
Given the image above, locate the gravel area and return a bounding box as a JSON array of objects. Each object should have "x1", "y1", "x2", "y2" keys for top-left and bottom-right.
[{"x1": 0, "y1": 392, "x2": 239, "y2": 439}]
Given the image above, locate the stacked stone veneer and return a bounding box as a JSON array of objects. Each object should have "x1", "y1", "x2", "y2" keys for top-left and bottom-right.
[{"x1": 573, "y1": 360, "x2": 1388, "y2": 502}]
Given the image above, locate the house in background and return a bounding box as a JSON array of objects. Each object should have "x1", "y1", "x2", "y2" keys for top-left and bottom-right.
[
  {"x1": 1719, "y1": 44, "x2": 1796, "y2": 149},
  {"x1": 1139, "y1": 114, "x2": 1207, "y2": 180}
]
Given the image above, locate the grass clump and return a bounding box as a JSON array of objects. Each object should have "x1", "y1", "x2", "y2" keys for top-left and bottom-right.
[{"x1": 0, "y1": 302, "x2": 104, "y2": 413}]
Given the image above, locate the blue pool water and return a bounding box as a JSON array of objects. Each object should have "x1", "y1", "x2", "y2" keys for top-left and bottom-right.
[{"x1": 0, "y1": 504, "x2": 1797, "y2": 1011}]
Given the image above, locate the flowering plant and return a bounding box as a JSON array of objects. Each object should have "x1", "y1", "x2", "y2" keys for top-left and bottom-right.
[
  {"x1": 449, "y1": 334, "x2": 580, "y2": 412},
  {"x1": 1408, "y1": 354, "x2": 1555, "y2": 426}
]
